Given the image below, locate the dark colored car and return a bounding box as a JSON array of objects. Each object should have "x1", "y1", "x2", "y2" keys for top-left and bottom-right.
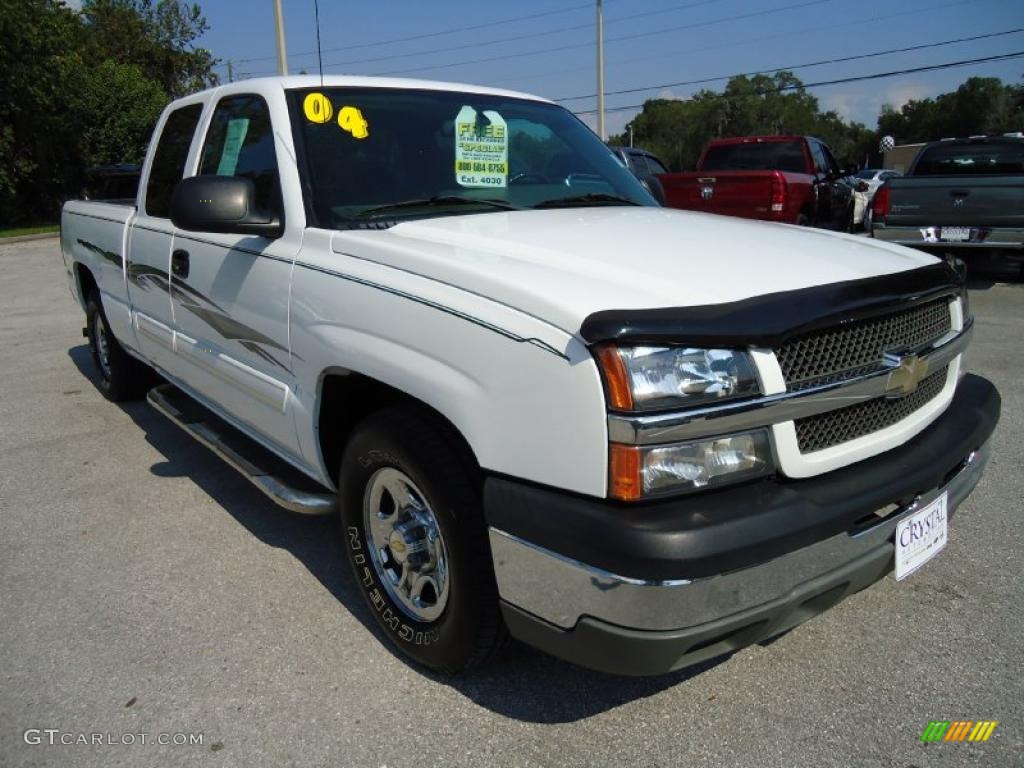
[
  {"x1": 82, "y1": 163, "x2": 142, "y2": 203},
  {"x1": 609, "y1": 146, "x2": 669, "y2": 204}
]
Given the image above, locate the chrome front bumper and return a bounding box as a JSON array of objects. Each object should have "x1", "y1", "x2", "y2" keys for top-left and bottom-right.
[{"x1": 490, "y1": 439, "x2": 990, "y2": 633}]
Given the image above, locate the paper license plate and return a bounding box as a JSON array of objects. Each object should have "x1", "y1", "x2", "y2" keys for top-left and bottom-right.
[
  {"x1": 895, "y1": 492, "x2": 948, "y2": 581},
  {"x1": 940, "y1": 226, "x2": 971, "y2": 242}
]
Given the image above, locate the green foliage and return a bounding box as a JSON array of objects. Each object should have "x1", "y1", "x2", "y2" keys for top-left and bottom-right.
[
  {"x1": 609, "y1": 71, "x2": 1024, "y2": 172},
  {"x1": 877, "y1": 77, "x2": 1024, "y2": 144},
  {"x1": 0, "y1": 0, "x2": 216, "y2": 226}
]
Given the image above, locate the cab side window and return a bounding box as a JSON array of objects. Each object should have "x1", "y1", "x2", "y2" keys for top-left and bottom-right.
[
  {"x1": 199, "y1": 94, "x2": 282, "y2": 218},
  {"x1": 645, "y1": 155, "x2": 669, "y2": 175},
  {"x1": 145, "y1": 103, "x2": 203, "y2": 218},
  {"x1": 808, "y1": 141, "x2": 829, "y2": 176}
]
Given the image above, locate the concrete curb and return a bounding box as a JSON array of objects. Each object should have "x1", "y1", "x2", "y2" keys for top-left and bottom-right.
[{"x1": 0, "y1": 232, "x2": 59, "y2": 245}]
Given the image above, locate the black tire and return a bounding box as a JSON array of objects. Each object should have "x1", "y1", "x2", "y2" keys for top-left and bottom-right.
[
  {"x1": 795, "y1": 213, "x2": 811, "y2": 226},
  {"x1": 338, "y1": 405, "x2": 507, "y2": 674},
  {"x1": 844, "y1": 202, "x2": 856, "y2": 233},
  {"x1": 85, "y1": 294, "x2": 150, "y2": 402}
]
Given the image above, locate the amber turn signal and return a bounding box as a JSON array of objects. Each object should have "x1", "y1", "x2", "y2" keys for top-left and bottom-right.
[
  {"x1": 609, "y1": 443, "x2": 643, "y2": 501},
  {"x1": 594, "y1": 344, "x2": 634, "y2": 411}
]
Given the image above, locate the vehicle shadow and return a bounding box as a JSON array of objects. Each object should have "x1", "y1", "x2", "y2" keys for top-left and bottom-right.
[{"x1": 68, "y1": 344, "x2": 728, "y2": 723}]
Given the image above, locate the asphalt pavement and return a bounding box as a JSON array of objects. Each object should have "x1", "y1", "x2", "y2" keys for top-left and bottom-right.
[{"x1": 1, "y1": 237, "x2": 1022, "y2": 767}]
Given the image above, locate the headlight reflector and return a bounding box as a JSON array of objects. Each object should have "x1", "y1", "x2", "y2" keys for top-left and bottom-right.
[
  {"x1": 596, "y1": 345, "x2": 760, "y2": 411},
  {"x1": 610, "y1": 430, "x2": 773, "y2": 500}
]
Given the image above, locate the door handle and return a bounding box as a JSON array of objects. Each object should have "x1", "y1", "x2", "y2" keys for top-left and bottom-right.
[{"x1": 171, "y1": 249, "x2": 190, "y2": 279}]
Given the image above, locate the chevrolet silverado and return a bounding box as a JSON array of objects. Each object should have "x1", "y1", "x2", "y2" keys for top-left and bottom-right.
[{"x1": 60, "y1": 76, "x2": 1000, "y2": 676}]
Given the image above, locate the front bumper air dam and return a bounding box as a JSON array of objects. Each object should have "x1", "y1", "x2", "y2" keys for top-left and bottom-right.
[{"x1": 485, "y1": 373, "x2": 1000, "y2": 676}]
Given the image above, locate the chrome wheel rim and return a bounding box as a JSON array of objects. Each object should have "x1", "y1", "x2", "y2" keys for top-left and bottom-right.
[
  {"x1": 93, "y1": 312, "x2": 112, "y2": 381},
  {"x1": 362, "y1": 468, "x2": 449, "y2": 622}
]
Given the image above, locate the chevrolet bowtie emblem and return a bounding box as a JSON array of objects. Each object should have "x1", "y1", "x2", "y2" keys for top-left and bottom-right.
[{"x1": 884, "y1": 352, "x2": 929, "y2": 397}]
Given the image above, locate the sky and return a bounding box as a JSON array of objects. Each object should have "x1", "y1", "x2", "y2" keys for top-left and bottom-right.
[{"x1": 192, "y1": 0, "x2": 1024, "y2": 135}]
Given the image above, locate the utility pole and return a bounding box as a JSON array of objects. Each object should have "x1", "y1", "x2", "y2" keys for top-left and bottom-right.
[
  {"x1": 596, "y1": 0, "x2": 605, "y2": 141},
  {"x1": 273, "y1": 0, "x2": 288, "y2": 76},
  {"x1": 226, "y1": 60, "x2": 234, "y2": 82}
]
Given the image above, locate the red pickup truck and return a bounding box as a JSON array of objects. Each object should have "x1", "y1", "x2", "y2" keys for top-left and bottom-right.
[{"x1": 659, "y1": 136, "x2": 856, "y2": 230}]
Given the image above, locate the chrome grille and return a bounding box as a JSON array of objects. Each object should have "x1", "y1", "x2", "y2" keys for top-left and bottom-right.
[
  {"x1": 794, "y1": 366, "x2": 949, "y2": 453},
  {"x1": 777, "y1": 299, "x2": 952, "y2": 391}
]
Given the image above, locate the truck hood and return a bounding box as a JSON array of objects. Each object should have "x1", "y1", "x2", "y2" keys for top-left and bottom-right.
[{"x1": 330, "y1": 207, "x2": 938, "y2": 337}]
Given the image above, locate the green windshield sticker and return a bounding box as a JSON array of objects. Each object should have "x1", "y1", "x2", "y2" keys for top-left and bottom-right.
[
  {"x1": 216, "y1": 118, "x2": 250, "y2": 176},
  {"x1": 454, "y1": 106, "x2": 508, "y2": 188}
]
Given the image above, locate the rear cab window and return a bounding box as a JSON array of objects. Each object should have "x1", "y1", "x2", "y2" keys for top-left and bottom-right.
[
  {"x1": 145, "y1": 104, "x2": 203, "y2": 217},
  {"x1": 701, "y1": 141, "x2": 807, "y2": 173},
  {"x1": 914, "y1": 141, "x2": 1024, "y2": 175}
]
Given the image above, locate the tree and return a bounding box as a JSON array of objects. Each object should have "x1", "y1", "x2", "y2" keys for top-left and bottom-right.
[
  {"x1": 876, "y1": 77, "x2": 1024, "y2": 144},
  {"x1": 613, "y1": 71, "x2": 873, "y2": 171},
  {"x1": 81, "y1": 0, "x2": 217, "y2": 98},
  {"x1": 0, "y1": 0, "x2": 217, "y2": 226}
]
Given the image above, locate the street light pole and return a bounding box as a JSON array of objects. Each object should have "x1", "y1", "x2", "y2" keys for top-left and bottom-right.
[
  {"x1": 596, "y1": 0, "x2": 605, "y2": 141},
  {"x1": 273, "y1": 0, "x2": 288, "y2": 76}
]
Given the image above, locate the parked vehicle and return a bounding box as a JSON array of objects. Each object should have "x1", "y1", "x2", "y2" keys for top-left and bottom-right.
[
  {"x1": 872, "y1": 136, "x2": 1024, "y2": 271},
  {"x1": 61, "y1": 76, "x2": 999, "y2": 676},
  {"x1": 609, "y1": 145, "x2": 669, "y2": 204},
  {"x1": 659, "y1": 135, "x2": 857, "y2": 230},
  {"x1": 81, "y1": 163, "x2": 142, "y2": 203},
  {"x1": 852, "y1": 168, "x2": 902, "y2": 229}
]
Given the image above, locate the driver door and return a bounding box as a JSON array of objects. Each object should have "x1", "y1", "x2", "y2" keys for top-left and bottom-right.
[{"x1": 168, "y1": 93, "x2": 302, "y2": 458}]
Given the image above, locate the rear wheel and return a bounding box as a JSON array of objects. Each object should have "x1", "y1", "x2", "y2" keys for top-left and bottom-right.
[
  {"x1": 338, "y1": 405, "x2": 507, "y2": 673},
  {"x1": 85, "y1": 295, "x2": 150, "y2": 401},
  {"x1": 795, "y1": 213, "x2": 810, "y2": 226}
]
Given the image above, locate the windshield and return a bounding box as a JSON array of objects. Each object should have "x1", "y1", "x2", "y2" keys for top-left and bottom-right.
[
  {"x1": 700, "y1": 141, "x2": 807, "y2": 173},
  {"x1": 288, "y1": 87, "x2": 655, "y2": 227},
  {"x1": 914, "y1": 141, "x2": 1024, "y2": 175}
]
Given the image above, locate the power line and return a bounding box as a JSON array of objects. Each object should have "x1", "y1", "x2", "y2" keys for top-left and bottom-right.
[
  {"x1": 233, "y1": 0, "x2": 593, "y2": 64},
  {"x1": 573, "y1": 51, "x2": 1024, "y2": 115},
  {"x1": 477, "y1": 0, "x2": 976, "y2": 90},
  {"x1": 556, "y1": 27, "x2": 1024, "y2": 103},
  {"x1": 369, "y1": 0, "x2": 837, "y2": 77},
  {"x1": 315, "y1": 0, "x2": 720, "y2": 70}
]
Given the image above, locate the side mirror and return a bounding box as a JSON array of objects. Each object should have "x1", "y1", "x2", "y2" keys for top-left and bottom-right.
[
  {"x1": 855, "y1": 180, "x2": 870, "y2": 192},
  {"x1": 170, "y1": 175, "x2": 282, "y2": 238}
]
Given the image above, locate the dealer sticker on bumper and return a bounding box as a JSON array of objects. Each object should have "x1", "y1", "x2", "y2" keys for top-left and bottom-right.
[{"x1": 895, "y1": 492, "x2": 948, "y2": 581}]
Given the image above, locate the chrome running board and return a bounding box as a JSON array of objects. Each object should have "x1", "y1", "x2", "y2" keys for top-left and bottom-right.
[{"x1": 147, "y1": 383, "x2": 335, "y2": 516}]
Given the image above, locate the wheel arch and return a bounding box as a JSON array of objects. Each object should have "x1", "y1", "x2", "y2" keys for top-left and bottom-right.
[
  {"x1": 315, "y1": 367, "x2": 479, "y2": 487},
  {"x1": 74, "y1": 262, "x2": 99, "y2": 308}
]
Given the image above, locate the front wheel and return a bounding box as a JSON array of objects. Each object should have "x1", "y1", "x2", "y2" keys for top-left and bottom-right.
[{"x1": 338, "y1": 406, "x2": 507, "y2": 674}]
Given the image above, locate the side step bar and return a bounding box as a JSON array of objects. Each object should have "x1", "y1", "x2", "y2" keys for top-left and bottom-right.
[{"x1": 147, "y1": 383, "x2": 336, "y2": 515}]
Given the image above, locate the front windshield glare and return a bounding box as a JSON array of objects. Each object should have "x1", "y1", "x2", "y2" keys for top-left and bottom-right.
[{"x1": 289, "y1": 87, "x2": 657, "y2": 227}]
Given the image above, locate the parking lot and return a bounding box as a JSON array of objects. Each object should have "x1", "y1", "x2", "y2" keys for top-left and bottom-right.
[{"x1": 0, "y1": 236, "x2": 1021, "y2": 767}]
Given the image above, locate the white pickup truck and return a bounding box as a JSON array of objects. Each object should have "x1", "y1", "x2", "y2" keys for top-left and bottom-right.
[{"x1": 61, "y1": 76, "x2": 1000, "y2": 676}]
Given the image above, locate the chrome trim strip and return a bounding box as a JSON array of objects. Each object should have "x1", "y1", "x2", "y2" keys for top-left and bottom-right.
[
  {"x1": 147, "y1": 384, "x2": 335, "y2": 516},
  {"x1": 490, "y1": 439, "x2": 990, "y2": 631},
  {"x1": 608, "y1": 319, "x2": 972, "y2": 445}
]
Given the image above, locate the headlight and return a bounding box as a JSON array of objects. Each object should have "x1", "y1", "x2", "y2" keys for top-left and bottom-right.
[
  {"x1": 609, "y1": 430, "x2": 773, "y2": 500},
  {"x1": 595, "y1": 345, "x2": 761, "y2": 411}
]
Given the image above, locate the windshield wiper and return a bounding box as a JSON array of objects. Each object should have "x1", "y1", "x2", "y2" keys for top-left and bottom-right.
[
  {"x1": 355, "y1": 196, "x2": 521, "y2": 219},
  {"x1": 533, "y1": 193, "x2": 640, "y2": 209}
]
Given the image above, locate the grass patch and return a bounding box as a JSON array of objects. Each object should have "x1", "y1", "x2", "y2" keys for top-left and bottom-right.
[{"x1": 0, "y1": 224, "x2": 59, "y2": 238}]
